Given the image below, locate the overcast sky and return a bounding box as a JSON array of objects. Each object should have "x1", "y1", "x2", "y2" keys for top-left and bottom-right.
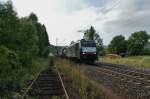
[{"x1": 1, "y1": 0, "x2": 150, "y2": 45}]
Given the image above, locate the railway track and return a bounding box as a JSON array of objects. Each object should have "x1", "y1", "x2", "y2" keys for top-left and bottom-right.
[
  {"x1": 22, "y1": 67, "x2": 69, "y2": 99},
  {"x1": 96, "y1": 66, "x2": 150, "y2": 97},
  {"x1": 99, "y1": 62, "x2": 150, "y2": 79},
  {"x1": 78, "y1": 62, "x2": 150, "y2": 99},
  {"x1": 98, "y1": 63, "x2": 150, "y2": 85}
]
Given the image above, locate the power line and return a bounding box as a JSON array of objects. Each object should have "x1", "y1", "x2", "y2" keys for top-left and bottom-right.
[
  {"x1": 95, "y1": 0, "x2": 121, "y2": 21},
  {"x1": 78, "y1": 0, "x2": 122, "y2": 34},
  {"x1": 104, "y1": 0, "x2": 121, "y2": 14}
]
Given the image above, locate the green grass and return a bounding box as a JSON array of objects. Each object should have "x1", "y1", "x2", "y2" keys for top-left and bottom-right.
[
  {"x1": 55, "y1": 58, "x2": 118, "y2": 99},
  {"x1": 32, "y1": 57, "x2": 49, "y2": 74},
  {"x1": 56, "y1": 59, "x2": 95, "y2": 99},
  {"x1": 0, "y1": 57, "x2": 49, "y2": 99},
  {"x1": 100, "y1": 56, "x2": 150, "y2": 68},
  {"x1": 19, "y1": 57, "x2": 49, "y2": 98},
  {"x1": 55, "y1": 58, "x2": 104, "y2": 99}
]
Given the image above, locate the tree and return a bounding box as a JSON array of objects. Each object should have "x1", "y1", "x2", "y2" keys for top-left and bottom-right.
[
  {"x1": 84, "y1": 26, "x2": 96, "y2": 40},
  {"x1": 0, "y1": 46, "x2": 20, "y2": 96},
  {"x1": 108, "y1": 35, "x2": 127, "y2": 54},
  {"x1": 89, "y1": 26, "x2": 95, "y2": 40},
  {"x1": 143, "y1": 42, "x2": 150, "y2": 55},
  {"x1": 0, "y1": 1, "x2": 19, "y2": 49},
  {"x1": 94, "y1": 33, "x2": 104, "y2": 55},
  {"x1": 29, "y1": 12, "x2": 38, "y2": 22},
  {"x1": 83, "y1": 26, "x2": 104, "y2": 55},
  {"x1": 0, "y1": 1, "x2": 50, "y2": 97},
  {"x1": 34, "y1": 22, "x2": 50, "y2": 57},
  {"x1": 127, "y1": 31, "x2": 150, "y2": 55},
  {"x1": 94, "y1": 33, "x2": 103, "y2": 47},
  {"x1": 19, "y1": 17, "x2": 39, "y2": 55},
  {"x1": 28, "y1": 12, "x2": 50, "y2": 57}
]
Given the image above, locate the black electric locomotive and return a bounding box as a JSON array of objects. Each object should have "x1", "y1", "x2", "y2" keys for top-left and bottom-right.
[{"x1": 64, "y1": 39, "x2": 98, "y2": 62}]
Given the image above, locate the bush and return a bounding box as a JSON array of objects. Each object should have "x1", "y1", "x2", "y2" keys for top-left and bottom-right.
[
  {"x1": 0, "y1": 1, "x2": 49, "y2": 97},
  {"x1": 143, "y1": 49, "x2": 150, "y2": 55},
  {"x1": 0, "y1": 46, "x2": 21, "y2": 96}
]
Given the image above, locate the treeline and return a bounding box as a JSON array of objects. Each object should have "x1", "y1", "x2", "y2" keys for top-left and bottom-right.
[
  {"x1": 0, "y1": 1, "x2": 49, "y2": 97},
  {"x1": 83, "y1": 26, "x2": 150, "y2": 56},
  {"x1": 108, "y1": 31, "x2": 150, "y2": 56}
]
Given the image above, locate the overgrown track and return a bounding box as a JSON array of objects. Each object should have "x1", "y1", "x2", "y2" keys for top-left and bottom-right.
[
  {"x1": 22, "y1": 67, "x2": 69, "y2": 99},
  {"x1": 79, "y1": 62, "x2": 150, "y2": 99}
]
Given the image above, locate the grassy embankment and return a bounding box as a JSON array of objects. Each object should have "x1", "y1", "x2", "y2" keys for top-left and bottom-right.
[
  {"x1": 100, "y1": 56, "x2": 150, "y2": 68},
  {"x1": 22, "y1": 57, "x2": 48, "y2": 85},
  {"x1": 13, "y1": 58, "x2": 48, "y2": 98},
  {"x1": 55, "y1": 58, "x2": 117, "y2": 99}
]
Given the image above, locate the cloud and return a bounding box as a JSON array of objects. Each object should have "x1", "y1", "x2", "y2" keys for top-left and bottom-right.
[
  {"x1": 96, "y1": 0, "x2": 150, "y2": 44},
  {"x1": 3, "y1": 0, "x2": 150, "y2": 45},
  {"x1": 44, "y1": 7, "x2": 99, "y2": 45}
]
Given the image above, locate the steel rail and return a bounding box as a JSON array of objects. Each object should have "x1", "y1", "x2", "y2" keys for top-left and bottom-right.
[
  {"x1": 97, "y1": 63, "x2": 150, "y2": 82},
  {"x1": 22, "y1": 67, "x2": 68, "y2": 99},
  {"x1": 21, "y1": 72, "x2": 41, "y2": 99},
  {"x1": 94, "y1": 66, "x2": 150, "y2": 86},
  {"x1": 99, "y1": 62, "x2": 150, "y2": 77},
  {"x1": 55, "y1": 66, "x2": 69, "y2": 99},
  {"x1": 77, "y1": 62, "x2": 150, "y2": 98}
]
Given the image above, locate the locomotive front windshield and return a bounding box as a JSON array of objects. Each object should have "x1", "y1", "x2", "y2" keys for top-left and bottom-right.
[
  {"x1": 81, "y1": 41, "x2": 96, "y2": 47},
  {"x1": 81, "y1": 40, "x2": 97, "y2": 53}
]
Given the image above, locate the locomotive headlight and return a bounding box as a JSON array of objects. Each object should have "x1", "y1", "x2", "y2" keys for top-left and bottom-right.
[
  {"x1": 93, "y1": 52, "x2": 96, "y2": 54},
  {"x1": 82, "y1": 52, "x2": 86, "y2": 54}
]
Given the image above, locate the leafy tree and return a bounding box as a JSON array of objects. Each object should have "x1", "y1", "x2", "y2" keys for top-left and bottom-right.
[
  {"x1": 0, "y1": 1, "x2": 19, "y2": 49},
  {"x1": 28, "y1": 12, "x2": 50, "y2": 57},
  {"x1": 88, "y1": 26, "x2": 95, "y2": 40},
  {"x1": 94, "y1": 33, "x2": 104, "y2": 55},
  {"x1": 83, "y1": 26, "x2": 104, "y2": 55},
  {"x1": 84, "y1": 26, "x2": 95, "y2": 40},
  {"x1": 29, "y1": 12, "x2": 38, "y2": 22},
  {"x1": 33, "y1": 22, "x2": 50, "y2": 57},
  {"x1": 0, "y1": 46, "x2": 21, "y2": 96},
  {"x1": 0, "y1": 1, "x2": 50, "y2": 97},
  {"x1": 143, "y1": 42, "x2": 150, "y2": 55},
  {"x1": 108, "y1": 35, "x2": 127, "y2": 54},
  {"x1": 94, "y1": 33, "x2": 103, "y2": 46},
  {"x1": 19, "y1": 17, "x2": 39, "y2": 55},
  {"x1": 127, "y1": 31, "x2": 150, "y2": 55}
]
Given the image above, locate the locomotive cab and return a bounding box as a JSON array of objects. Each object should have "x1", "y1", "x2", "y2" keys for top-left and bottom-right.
[{"x1": 80, "y1": 39, "x2": 98, "y2": 62}]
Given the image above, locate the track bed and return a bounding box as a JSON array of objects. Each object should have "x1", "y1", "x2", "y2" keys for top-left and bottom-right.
[
  {"x1": 22, "y1": 67, "x2": 66, "y2": 99},
  {"x1": 77, "y1": 62, "x2": 150, "y2": 99}
]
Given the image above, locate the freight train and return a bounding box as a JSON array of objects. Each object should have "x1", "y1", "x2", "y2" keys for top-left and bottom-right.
[{"x1": 62, "y1": 39, "x2": 98, "y2": 62}]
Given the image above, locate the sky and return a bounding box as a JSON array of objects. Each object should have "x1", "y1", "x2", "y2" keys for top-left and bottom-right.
[{"x1": 1, "y1": 0, "x2": 150, "y2": 46}]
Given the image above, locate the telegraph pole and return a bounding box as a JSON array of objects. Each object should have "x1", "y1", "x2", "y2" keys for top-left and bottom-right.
[{"x1": 56, "y1": 38, "x2": 58, "y2": 56}]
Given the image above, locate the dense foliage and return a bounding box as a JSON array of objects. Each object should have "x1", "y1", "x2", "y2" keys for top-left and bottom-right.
[
  {"x1": 127, "y1": 31, "x2": 150, "y2": 55},
  {"x1": 108, "y1": 35, "x2": 127, "y2": 55},
  {"x1": 84, "y1": 26, "x2": 95, "y2": 40},
  {"x1": 0, "y1": 1, "x2": 49, "y2": 97},
  {"x1": 108, "y1": 31, "x2": 150, "y2": 56}
]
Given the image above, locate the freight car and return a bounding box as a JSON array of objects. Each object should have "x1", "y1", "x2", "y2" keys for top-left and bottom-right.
[{"x1": 64, "y1": 39, "x2": 98, "y2": 62}]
